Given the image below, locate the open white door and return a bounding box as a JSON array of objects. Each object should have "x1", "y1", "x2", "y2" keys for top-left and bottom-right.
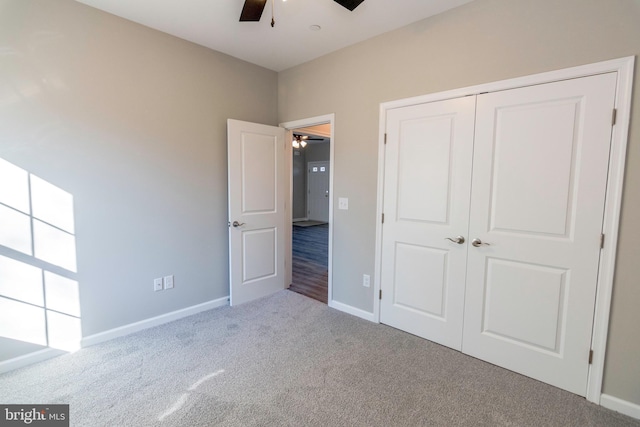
[{"x1": 228, "y1": 119, "x2": 286, "y2": 306}]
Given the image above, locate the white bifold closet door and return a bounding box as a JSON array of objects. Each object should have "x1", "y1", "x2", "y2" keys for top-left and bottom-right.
[{"x1": 380, "y1": 72, "x2": 617, "y2": 396}]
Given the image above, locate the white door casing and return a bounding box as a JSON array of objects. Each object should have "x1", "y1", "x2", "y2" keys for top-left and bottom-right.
[
  {"x1": 227, "y1": 119, "x2": 286, "y2": 306},
  {"x1": 462, "y1": 72, "x2": 618, "y2": 395},
  {"x1": 307, "y1": 161, "x2": 330, "y2": 222},
  {"x1": 379, "y1": 96, "x2": 476, "y2": 350}
]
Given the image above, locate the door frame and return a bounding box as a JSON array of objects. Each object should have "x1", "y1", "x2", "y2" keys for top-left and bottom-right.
[
  {"x1": 374, "y1": 56, "x2": 635, "y2": 404},
  {"x1": 280, "y1": 114, "x2": 335, "y2": 304}
]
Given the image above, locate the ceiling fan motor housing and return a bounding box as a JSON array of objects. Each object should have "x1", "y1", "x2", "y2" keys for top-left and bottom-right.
[
  {"x1": 333, "y1": 0, "x2": 365, "y2": 11},
  {"x1": 240, "y1": 0, "x2": 365, "y2": 23}
]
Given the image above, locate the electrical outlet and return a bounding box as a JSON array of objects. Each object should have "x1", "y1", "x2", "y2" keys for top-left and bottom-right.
[
  {"x1": 363, "y1": 274, "x2": 370, "y2": 288},
  {"x1": 153, "y1": 278, "x2": 163, "y2": 292},
  {"x1": 164, "y1": 275, "x2": 174, "y2": 290}
]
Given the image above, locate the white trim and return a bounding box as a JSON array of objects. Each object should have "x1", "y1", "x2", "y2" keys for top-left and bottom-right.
[
  {"x1": 292, "y1": 217, "x2": 308, "y2": 222},
  {"x1": 81, "y1": 296, "x2": 228, "y2": 347},
  {"x1": 375, "y1": 56, "x2": 635, "y2": 403},
  {"x1": 280, "y1": 114, "x2": 335, "y2": 304},
  {"x1": 0, "y1": 348, "x2": 65, "y2": 374},
  {"x1": 329, "y1": 300, "x2": 375, "y2": 322},
  {"x1": 380, "y1": 57, "x2": 635, "y2": 110},
  {"x1": 373, "y1": 103, "x2": 388, "y2": 324},
  {"x1": 601, "y1": 394, "x2": 640, "y2": 420},
  {"x1": 586, "y1": 56, "x2": 635, "y2": 404}
]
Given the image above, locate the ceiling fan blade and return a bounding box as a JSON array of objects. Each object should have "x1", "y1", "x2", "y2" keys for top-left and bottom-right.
[
  {"x1": 294, "y1": 134, "x2": 325, "y2": 141},
  {"x1": 333, "y1": 0, "x2": 365, "y2": 11},
  {"x1": 240, "y1": 0, "x2": 267, "y2": 22}
]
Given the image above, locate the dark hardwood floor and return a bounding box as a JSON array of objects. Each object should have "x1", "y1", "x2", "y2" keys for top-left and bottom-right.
[{"x1": 290, "y1": 223, "x2": 328, "y2": 303}]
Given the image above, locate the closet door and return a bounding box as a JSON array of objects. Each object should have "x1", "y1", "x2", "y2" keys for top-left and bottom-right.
[
  {"x1": 462, "y1": 73, "x2": 617, "y2": 395},
  {"x1": 379, "y1": 96, "x2": 475, "y2": 350}
]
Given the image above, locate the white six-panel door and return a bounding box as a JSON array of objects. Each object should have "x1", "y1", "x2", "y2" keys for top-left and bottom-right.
[
  {"x1": 462, "y1": 73, "x2": 617, "y2": 395},
  {"x1": 379, "y1": 96, "x2": 476, "y2": 350},
  {"x1": 379, "y1": 72, "x2": 617, "y2": 395}
]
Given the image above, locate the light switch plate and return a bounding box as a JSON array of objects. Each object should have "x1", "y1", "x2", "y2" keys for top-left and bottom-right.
[
  {"x1": 164, "y1": 275, "x2": 174, "y2": 289},
  {"x1": 338, "y1": 197, "x2": 348, "y2": 210}
]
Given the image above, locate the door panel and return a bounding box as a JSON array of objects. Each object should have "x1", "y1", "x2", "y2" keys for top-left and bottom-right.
[
  {"x1": 483, "y1": 258, "x2": 567, "y2": 352},
  {"x1": 489, "y1": 99, "x2": 579, "y2": 236},
  {"x1": 393, "y1": 243, "x2": 447, "y2": 317},
  {"x1": 243, "y1": 228, "x2": 277, "y2": 282},
  {"x1": 396, "y1": 116, "x2": 453, "y2": 223},
  {"x1": 463, "y1": 73, "x2": 617, "y2": 395},
  {"x1": 228, "y1": 119, "x2": 285, "y2": 306},
  {"x1": 380, "y1": 96, "x2": 476, "y2": 350},
  {"x1": 241, "y1": 134, "x2": 277, "y2": 213}
]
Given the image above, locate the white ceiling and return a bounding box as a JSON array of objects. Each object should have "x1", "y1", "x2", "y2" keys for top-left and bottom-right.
[{"x1": 76, "y1": 0, "x2": 474, "y2": 72}]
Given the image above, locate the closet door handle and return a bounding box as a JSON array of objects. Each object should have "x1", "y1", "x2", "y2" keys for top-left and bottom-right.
[
  {"x1": 471, "y1": 238, "x2": 490, "y2": 247},
  {"x1": 445, "y1": 236, "x2": 465, "y2": 244}
]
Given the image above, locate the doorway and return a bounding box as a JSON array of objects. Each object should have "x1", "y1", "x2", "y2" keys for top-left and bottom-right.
[{"x1": 281, "y1": 116, "x2": 334, "y2": 305}]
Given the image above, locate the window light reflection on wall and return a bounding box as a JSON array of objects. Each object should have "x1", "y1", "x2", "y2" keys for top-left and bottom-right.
[{"x1": 0, "y1": 157, "x2": 81, "y2": 352}]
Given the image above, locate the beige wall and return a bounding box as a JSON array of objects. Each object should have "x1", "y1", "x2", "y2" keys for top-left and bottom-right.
[
  {"x1": 278, "y1": 0, "x2": 640, "y2": 405},
  {"x1": 0, "y1": 0, "x2": 277, "y2": 359}
]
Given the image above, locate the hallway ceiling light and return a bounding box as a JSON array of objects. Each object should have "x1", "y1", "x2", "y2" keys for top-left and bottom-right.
[
  {"x1": 292, "y1": 136, "x2": 307, "y2": 149},
  {"x1": 292, "y1": 134, "x2": 322, "y2": 149}
]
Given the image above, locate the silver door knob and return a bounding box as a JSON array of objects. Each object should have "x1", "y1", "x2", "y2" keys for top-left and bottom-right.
[
  {"x1": 232, "y1": 221, "x2": 245, "y2": 227},
  {"x1": 445, "y1": 236, "x2": 465, "y2": 244},
  {"x1": 471, "y1": 238, "x2": 490, "y2": 247}
]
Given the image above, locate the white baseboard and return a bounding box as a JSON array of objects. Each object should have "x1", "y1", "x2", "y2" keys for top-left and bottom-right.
[
  {"x1": 0, "y1": 348, "x2": 65, "y2": 374},
  {"x1": 82, "y1": 296, "x2": 229, "y2": 347},
  {"x1": 292, "y1": 217, "x2": 308, "y2": 222},
  {"x1": 329, "y1": 299, "x2": 375, "y2": 322},
  {"x1": 601, "y1": 394, "x2": 640, "y2": 420}
]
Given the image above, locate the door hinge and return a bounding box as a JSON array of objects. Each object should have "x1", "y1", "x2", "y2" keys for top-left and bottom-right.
[
  {"x1": 379, "y1": 289, "x2": 382, "y2": 300},
  {"x1": 384, "y1": 133, "x2": 387, "y2": 144},
  {"x1": 612, "y1": 108, "x2": 617, "y2": 126},
  {"x1": 382, "y1": 213, "x2": 385, "y2": 224},
  {"x1": 600, "y1": 233, "x2": 605, "y2": 249},
  {"x1": 588, "y1": 349, "x2": 594, "y2": 364}
]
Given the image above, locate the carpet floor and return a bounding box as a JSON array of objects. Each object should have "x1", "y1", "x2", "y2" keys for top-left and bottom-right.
[{"x1": 1, "y1": 291, "x2": 638, "y2": 427}]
